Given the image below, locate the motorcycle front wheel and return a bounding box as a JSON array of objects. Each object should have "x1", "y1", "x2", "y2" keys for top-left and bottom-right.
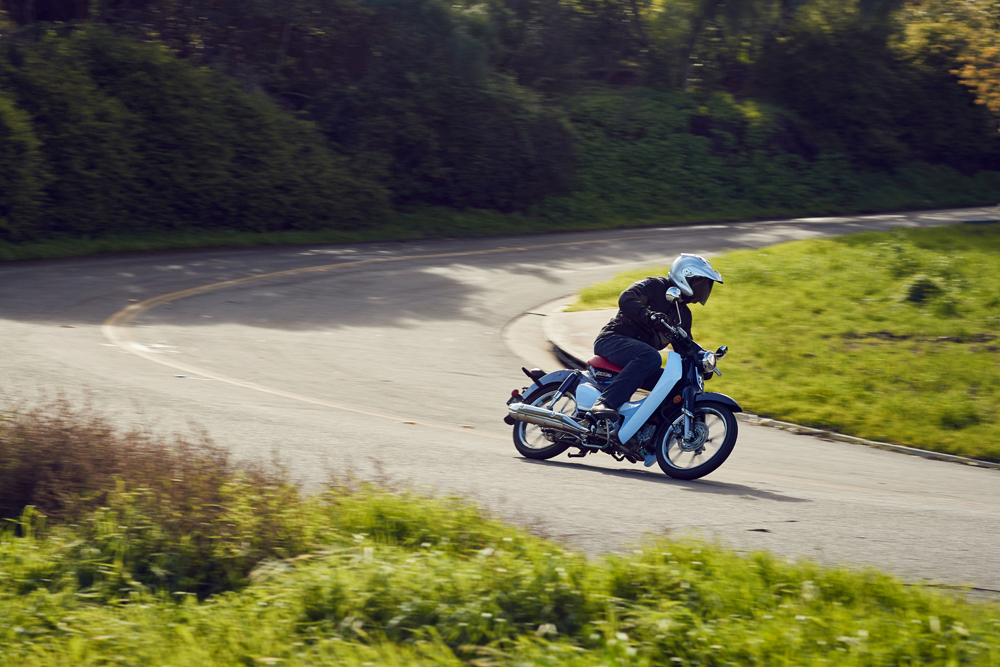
[
  {"x1": 654, "y1": 401, "x2": 737, "y2": 480},
  {"x1": 512, "y1": 383, "x2": 576, "y2": 460}
]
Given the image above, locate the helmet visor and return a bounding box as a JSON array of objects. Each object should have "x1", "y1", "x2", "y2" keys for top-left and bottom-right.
[{"x1": 689, "y1": 277, "x2": 715, "y2": 305}]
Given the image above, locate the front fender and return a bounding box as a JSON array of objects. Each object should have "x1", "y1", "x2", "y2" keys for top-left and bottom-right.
[{"x1": 696, "y1": 392, "x2": 742, "y2": 413}]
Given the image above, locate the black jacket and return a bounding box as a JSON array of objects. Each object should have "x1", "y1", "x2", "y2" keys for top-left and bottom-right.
[{"x1": 597, "y1": 276, "x2": 694, "y2": 352}]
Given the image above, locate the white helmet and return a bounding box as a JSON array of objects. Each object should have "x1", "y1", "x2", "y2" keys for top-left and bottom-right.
[{"x1": 667, "y1": 254, "x2": 723, "y2": 305}]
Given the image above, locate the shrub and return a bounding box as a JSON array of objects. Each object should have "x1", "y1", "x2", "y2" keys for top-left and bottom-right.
[
  {"x1": 0, "y1": 397, "x2": 233, "y2": 522},
  {"x1": 0, "y1": 398, "x2": 517, "y2": 597},
  {"x1": 0, "y1": 398, "x2": 306, "y2": 595},
  {"x1": 752, "y1": 21, "x2": 1000, "y2": 173},
  {"x1": 0, "y1": 87, "x2": 46, "y2": 241},
  {"x1": 323, "y1": 0, "x2": 577, "y2": 211},
  {"x1": 0, "y1": 28, "x2": 390, "y2": 243}
]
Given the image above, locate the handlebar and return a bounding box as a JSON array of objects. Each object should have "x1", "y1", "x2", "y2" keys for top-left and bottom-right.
[{"x1": 651, "y1": 313, "x2": 688, "y2": 340}]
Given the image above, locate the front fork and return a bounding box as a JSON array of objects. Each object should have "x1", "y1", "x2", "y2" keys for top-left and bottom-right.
[
  {"x1": 679, "y1": 364, "x2": 704, "y2": 442},
  {"x1": 681, "y1": 384, "x2": 696, "y2": 441}
]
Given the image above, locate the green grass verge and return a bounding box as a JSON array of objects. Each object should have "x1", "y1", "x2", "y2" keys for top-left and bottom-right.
[
  {"x1": 571, "y1": 223, "x2": 1000, "y2": 462},
  {"x1": 3, "y1": 489, "x2": 999, "y2": 666},
  {"x1": 0, "y1": 209, "x2": 703, "y2": 262},
  {"x1": 1, "y1": 199, "x2": 998, "y2": 263}
]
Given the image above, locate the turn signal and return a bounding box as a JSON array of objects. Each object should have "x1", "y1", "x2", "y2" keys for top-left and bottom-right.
[
  {"x1": 673, "y1": 395, "x2": 682, "y2": 404},
  {"x1": 512, "y1": 389, "x2": 521, "y2": 398}
]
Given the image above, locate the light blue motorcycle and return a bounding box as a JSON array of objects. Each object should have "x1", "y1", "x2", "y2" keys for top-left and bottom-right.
[{"x1": 505, "y1": 290, "x2": 740, "y2": 480}]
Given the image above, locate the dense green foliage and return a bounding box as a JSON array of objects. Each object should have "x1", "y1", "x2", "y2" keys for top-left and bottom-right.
[
  {"x1": 89, "y1": 0, "x2": 580, "y2": 211},
  {"x1": 536, "y1": 91, "x2": 1000, "y2": 224},
  {"x1": 1, "y1": 403, "x2": 998, "y2": 665},
  {"x1": 573, "y1": 223, "x2": 1000, "y2": 461},
  {"x1": 0, "y1": 28, "x2": 389, "y2": 243},
  {"x1": 752, "y1": 10, "x2": 1000, "y2": 172},
  {"x1": 0, "y1": 0, "x2": 999, "y2": 252}
]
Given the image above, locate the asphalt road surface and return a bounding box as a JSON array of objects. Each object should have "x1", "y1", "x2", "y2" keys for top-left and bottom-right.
[{"x1": 2, "y1": 208, "x2": 998, "y2": 594}]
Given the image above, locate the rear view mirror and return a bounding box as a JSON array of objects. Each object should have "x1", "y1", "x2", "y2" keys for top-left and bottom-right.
[
  {"x1": 665, "y1": 287, "x2": 682, "y2": 302},
  {"x1": 716, "y1": 345, "x2": 728, "y2": 359}
]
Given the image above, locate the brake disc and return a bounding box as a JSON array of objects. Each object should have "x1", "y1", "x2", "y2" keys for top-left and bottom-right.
[{"x1": 678, "y1": 421, "x2": 709, "y2": 452}]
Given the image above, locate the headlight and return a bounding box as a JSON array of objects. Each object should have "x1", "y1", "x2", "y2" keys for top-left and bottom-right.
[{"x1": 700, "y1": 351, "x2": 717, "y2": 374}]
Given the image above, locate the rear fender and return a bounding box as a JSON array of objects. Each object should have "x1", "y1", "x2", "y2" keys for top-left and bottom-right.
[{"x1": 521, "y1": 370, "x2": 577, "y2": 403}]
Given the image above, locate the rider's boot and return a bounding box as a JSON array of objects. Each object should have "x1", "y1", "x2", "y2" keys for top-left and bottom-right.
[{"x1": 587, "y1": 400, "x2": 619, "y2": 422}]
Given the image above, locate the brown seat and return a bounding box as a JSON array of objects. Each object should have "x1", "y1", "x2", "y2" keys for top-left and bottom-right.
[{"x1": 588, "y1": 355, "x2": 623, "y2": 374}]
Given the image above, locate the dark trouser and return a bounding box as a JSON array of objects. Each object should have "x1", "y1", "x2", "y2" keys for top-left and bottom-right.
[{"x1": 594, "y1": 334, "x2": 663, "y2": 410}]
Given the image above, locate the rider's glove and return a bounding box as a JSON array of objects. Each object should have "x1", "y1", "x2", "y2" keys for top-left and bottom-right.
[
  {"x1": 650, "y1": 312, "x2": 688, "y2": 340},
  {"x1": 649, "y1": 313, "x2": 675, "y2": 334}
]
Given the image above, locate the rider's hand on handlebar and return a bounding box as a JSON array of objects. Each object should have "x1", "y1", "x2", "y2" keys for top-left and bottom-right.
[
  {"x1": 649, "y1": 312, "x2": 670, "y2": 331},
  {"x1": 650, "y1": 313, "x2": 689, "y2": 340}
]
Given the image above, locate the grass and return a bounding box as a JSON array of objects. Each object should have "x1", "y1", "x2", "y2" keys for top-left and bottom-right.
[
  {"x1": 1, "y1": 400, "x2": 999, "y2": 666},
  {"x1": 1, "y1": 197, "x2": 998, "y2": 263},
  {"x1": 5, "y1": 525, "x2": 1000, "y2": 666},
  {"x1": 0, "y1": 209, "x2": 697, "y2": 262},
  {"x1": 571, "y1": 223, "x2": 1000, "y2": 462}
]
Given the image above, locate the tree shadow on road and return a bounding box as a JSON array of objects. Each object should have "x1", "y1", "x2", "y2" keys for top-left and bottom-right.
[{"x1": 518, "y1": 458, "x2": 810, "y2": 503}]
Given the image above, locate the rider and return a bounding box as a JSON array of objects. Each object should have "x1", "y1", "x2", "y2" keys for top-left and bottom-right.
[{"x1": 587, "y1": 254, "x2": 723, "y2": 422}]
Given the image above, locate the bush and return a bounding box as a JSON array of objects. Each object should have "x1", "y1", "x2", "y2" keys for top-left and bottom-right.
[
  {"x1": 752, "y1": 21, "x2": 1000, "y2": 173},
  {"x1": 322, "y1": 0, "x2": 577, "y2": 211},
  {"x1": 0, "y1": 398, "x2": 302, "y2": 594},
  {"x1": 0, "y1": 398, "x2": 519, "y2": 597},
  {"x1": 532, "y1": 89, "x2": 1000, "y2": 226},
  {"x1": 0, "y1": 87, "x2": 46, "y2": 241},
  {"x1": 537, "y1": 90, "x2": 859, "y2": 222},
  {"x1": 0, "y1": 28, "x2": 390, "y2": 243}
]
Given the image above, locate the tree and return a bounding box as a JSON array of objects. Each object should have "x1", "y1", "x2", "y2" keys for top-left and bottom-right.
[
  {"x1": 1, "y1": 0, "x2": 90, "y2": 24},
  {"x1": 954, "y1": 0, "x2": 1000, "y2": 130}
]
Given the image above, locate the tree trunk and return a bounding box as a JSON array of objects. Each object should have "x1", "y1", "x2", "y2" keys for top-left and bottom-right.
[{"x1": 678, "y1": 0, "x2": 721, "y2": 90}]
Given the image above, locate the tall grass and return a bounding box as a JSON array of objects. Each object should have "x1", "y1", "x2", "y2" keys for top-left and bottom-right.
[{"x1": 572, "y1": 223, "x2": 1000, "y2": 461}]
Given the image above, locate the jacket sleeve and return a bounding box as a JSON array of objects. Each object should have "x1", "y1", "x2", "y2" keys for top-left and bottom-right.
[{"x1": 618, "y1": 278, "x2": 656, "y2": 327}]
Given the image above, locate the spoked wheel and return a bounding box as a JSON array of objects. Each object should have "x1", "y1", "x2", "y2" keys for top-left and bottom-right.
[
  {"x1": 512, "y1": 383, "x2": 576, "y2": 460},
  {"x1": 654, "y1": 401, "x2": 738, "y2": 480}
]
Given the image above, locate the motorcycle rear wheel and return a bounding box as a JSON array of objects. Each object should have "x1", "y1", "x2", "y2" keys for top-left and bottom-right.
[
  {"x1": 654, "y1": 401, "x2": 737, "y2": 480},
  {"x1": 512, "y1": 383, "x2": 576, "y2": 460}
]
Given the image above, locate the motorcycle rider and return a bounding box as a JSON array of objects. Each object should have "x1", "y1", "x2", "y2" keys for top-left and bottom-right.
[{"x1": 588, "y1": 254, "x2": 723, "y2": 422}]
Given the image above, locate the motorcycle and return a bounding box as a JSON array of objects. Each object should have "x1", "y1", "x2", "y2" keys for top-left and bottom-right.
[{"x1": 504, "y1": 287, "x2": 741, "y2": 480}]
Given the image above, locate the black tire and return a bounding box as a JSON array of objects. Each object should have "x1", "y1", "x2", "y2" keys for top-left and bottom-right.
[
  {"x1": 654, "y1": 401, "x2": 738, "y2": 480},
  {"x1": 512, "y1": 383, "x2": 576, "y2": 460}
]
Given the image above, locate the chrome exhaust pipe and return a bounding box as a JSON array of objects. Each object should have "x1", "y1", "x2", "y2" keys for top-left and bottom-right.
[{"x1": 507, "y1": 403, "x2": 590, "y2": 435}]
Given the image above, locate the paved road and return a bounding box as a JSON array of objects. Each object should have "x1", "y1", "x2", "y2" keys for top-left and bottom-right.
[{"x1": 2, "y1": 208, "x2": 998, "y2": 593}]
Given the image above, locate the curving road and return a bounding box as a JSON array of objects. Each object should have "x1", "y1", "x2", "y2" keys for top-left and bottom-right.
[{"x1": 2, "y1": 208, "x2": 998, "y2": 593}]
